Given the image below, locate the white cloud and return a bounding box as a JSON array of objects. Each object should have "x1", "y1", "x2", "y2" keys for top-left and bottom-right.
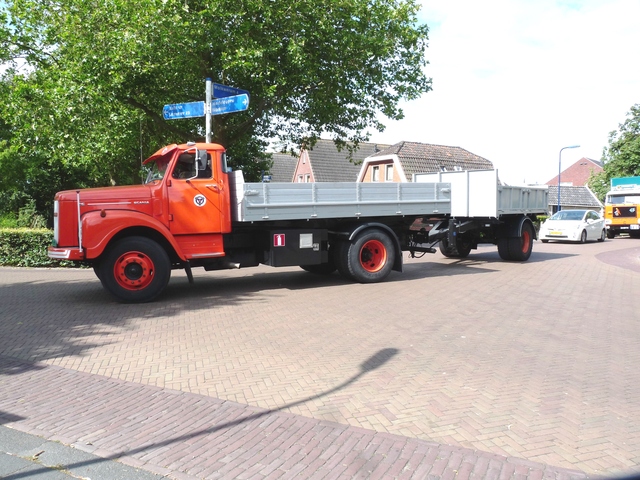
[{"x1": 369, "y1": 0, "x2": 640, "y2": 185}]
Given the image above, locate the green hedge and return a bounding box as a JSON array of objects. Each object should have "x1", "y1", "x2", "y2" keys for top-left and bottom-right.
[{"x1": 0, "y1": 228, "x2": 78, "y2": 267}]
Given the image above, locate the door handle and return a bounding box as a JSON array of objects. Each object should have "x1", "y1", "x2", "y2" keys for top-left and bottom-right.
[{"x1": 206, "y1": 184, "x2": 220, "y2": 191}]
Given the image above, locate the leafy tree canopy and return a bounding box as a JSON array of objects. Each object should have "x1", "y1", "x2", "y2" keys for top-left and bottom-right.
[
  {"x1": 0, "y1": 0, "x2": 431, "y2": 220},
  {"x1": 589, "y1": 104, "x2": 640, "y2": 200}
]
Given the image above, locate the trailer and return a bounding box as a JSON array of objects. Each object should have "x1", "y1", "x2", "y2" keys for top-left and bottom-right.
[{"x1": 48, "y1": 142, "x2": 548, "y2": 303}]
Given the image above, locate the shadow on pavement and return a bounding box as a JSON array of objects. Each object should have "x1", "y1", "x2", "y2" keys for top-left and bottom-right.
[
  {"x1": 0, "y1": 243, "x2": 579, "y2": 369},
  {"x1": 0, "y1": 411, "x2": 25, "y2": 425},
  {"x1": 1, "y1": 348, "x2": 399, "y2": 480}
]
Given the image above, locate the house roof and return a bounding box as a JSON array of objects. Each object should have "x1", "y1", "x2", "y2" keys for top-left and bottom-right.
[
  {"x1": 546, "y1": 157, "x2": 603, "y2": 187},
  {"x1": 307, "y1": 139, "x2": 391, "y2": 182},
  {"x1": 268, "y1": 153, "x2": 298, "y2": 182},
  {"x1": 371, "y1": 141, "x2": 494, "y2": 181},
  {"x1": 547, "y1": 185, "x2": 602, "y2": 209}
]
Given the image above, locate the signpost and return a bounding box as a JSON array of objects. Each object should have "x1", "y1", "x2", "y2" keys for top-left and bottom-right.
[
  {"x1": 162, "y1": 78, "x2": 250, "y2": 143},
  {"x1": 162, "y1": 101, "x2": 205, "y2": 120},
  {"x1": 210, "y1": 94, "x2": 249, "y2": 115},
  {"x1": 213, "y1": 83, "x2": 249, "y2": 99}
]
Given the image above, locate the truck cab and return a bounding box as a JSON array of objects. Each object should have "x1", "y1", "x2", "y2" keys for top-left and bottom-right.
[
  {"x1": 49, "y1": 143, "x2": 231, "y2": 301},
  {"x1": 604, "y1": 177, "x2": 640, "y2": 238}
]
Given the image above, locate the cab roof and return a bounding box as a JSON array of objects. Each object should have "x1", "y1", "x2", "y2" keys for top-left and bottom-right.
[{"x1": 143, "y1": 143, "x2": 225, "y2": 165}]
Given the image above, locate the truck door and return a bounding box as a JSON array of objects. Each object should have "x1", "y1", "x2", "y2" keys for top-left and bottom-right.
[{"x1": 167, "y1": 148, "x2": 225, "y2": 235}]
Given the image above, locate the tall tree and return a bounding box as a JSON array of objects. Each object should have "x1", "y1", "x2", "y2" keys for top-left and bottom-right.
[
  {"x1": 589, "y1": 104, "x2": 640, "y2": 200},
  {"x1": 0, "y1": 0, "x2": 431, "y2": 220}
]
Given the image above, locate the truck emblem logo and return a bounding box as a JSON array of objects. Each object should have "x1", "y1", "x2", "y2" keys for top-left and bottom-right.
[
  {"x1": 274, "y1": 234, "x2": 285, "y2": 246},
  {"x1": 194, "y1": 194, "x2": 206, "y2": 207}
]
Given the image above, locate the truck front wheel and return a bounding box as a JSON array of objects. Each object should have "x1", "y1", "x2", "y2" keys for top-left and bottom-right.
[
  {"x1": 99, "y1": 236, "x2": 171, "y2": 303},
  {"x1": 344, "y1": 229, "x2": 395, "y2": 283}
]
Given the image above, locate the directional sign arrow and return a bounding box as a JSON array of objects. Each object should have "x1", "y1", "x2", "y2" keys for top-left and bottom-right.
[
  {"x1": 163, "y1": 101, "x2": 205, "y2": 120},
  {"x1": 213, "y1": 83, "x2": 250, "y2": 99},
  {"x1": 210, "y1": 94, "x2": 250, "y2": 116}
]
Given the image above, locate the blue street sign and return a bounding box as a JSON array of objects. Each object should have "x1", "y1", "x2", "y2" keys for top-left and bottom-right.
[
  {"x1": 213, "y1": 83, "x2": 250, "y2": 99},
  {"x1": 163, "y1": 101, "x2": 205, "y2": 120},
  {"x1": 210, "y1": 94, "x2": 250, "y2": 116}
]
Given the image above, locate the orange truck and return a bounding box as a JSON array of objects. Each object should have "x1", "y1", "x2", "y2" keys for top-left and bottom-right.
[
  {"x1": 604, "y1": 176, "x2": 640, "y2": 239},
  {"x1": 48, "y1": 142, "x2": 548, "y2": 302}
]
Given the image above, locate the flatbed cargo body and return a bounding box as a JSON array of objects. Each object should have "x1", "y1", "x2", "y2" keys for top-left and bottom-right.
[{"x1": 229, "y1": 172, "x2": 452, "y2": 222}]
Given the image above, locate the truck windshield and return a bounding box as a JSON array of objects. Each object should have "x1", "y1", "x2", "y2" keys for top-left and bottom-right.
[
  {"x1": 144, "y1": 157, "x2": 170, "y2": 184},
  {"x1": 606, "y1": 194, "x2": 640, "y2": 204}
]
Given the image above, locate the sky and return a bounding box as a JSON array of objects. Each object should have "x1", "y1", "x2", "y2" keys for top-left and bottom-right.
[{"x1": 367, "y1": 0, "x2": 640, "y2": 185}]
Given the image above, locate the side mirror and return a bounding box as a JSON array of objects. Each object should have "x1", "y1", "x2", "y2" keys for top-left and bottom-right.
[
  {"x1": 220, "y1": 152, "x2": 230, "y2": 174},
  {"x1": 197, "y1": 150, "x2": 208, "y2": 172}
]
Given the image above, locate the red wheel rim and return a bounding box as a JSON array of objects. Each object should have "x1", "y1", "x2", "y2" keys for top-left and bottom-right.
[
  {"x1": 113, "y1": 251, "x2": 155, "y2": 290},
  {"x1": 359, "y1": 240, "x2": 387, "y2": 273},
  {"x1": 521, "y1": 230, "x2": 531, "y2": 254}
]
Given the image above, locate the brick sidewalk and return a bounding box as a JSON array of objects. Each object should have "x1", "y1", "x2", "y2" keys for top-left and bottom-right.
[
  {"x1": 2, "y1": 239, "x2": 640, "y2": 477},
  {"x1": 0, "y1": 355, "x2": 587, "y2": 479}
]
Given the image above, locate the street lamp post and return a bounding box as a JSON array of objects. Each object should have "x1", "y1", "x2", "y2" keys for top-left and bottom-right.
[{"x1": 557, "y1": 145, "x2": 580, "y2": 212}]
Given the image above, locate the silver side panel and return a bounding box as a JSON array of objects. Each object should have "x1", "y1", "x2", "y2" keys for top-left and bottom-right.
[{"x1": 230, "y1": 172, "x2": 452, "y2": 222}]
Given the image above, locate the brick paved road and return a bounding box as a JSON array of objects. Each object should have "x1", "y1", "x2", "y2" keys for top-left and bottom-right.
[{"x1": 1, "y1": 238, "x2": 640, "y2": 478}]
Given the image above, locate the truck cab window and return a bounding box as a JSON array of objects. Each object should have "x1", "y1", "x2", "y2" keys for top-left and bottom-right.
[
  {"x1": 144, "y1": 158, "x2": 170, "y2": 184},
  {"x1": 172, "y1": 153, "x2": 197, "y2": 179}
]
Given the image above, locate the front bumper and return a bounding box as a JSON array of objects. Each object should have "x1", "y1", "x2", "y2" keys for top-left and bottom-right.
[
  {"x1": 539, "y1": 230, "x2": 581, "y2": 241},
  {"x1": 48, "y1": 246, "x2": 85, "y2": 261}
]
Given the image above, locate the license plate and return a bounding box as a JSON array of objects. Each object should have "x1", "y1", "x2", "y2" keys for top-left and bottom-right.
[
  {"x1": 631, "y1": 225, "x2": 639, "y2": 230},
  {"x1": 550, "y1": 231, "x2": 562, "y2": 235}
]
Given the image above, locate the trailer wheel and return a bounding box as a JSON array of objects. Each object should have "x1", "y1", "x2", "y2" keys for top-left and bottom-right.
[
  {"x1": 99, "y1": 236, "x2": 171, "y2": 303},
  {"x1": 497, "y1": 238, "x2": 511, "y2": 260},
  {"x1": 344, "y1": 229, "x2": 395, "y2": 283},
  {"x1": 498, "y1": 222, "x2": 534, "y2": 261},
  {"x1": 508, "y1": 222, "x2": 534, "y2": 261},
  {"x1": 439, "y1": 237, "x2": 472, "y2": 258}
]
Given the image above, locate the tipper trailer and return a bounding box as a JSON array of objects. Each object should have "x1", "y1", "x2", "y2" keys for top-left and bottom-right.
[{"x1": 48, "y1": 142, "x2": 549, "y2": 302}]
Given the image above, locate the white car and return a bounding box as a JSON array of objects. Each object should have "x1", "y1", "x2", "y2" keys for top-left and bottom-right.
[{"x1": 539, "y1": 209, "x2": 606, "y2": 243}]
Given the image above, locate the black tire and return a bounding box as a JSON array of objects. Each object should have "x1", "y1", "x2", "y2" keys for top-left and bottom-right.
[
  {"x1": 300, "y1": 263, "x2": 337, "y2": 275},
  {"x1": 598, "y1": 229, "x2": 606, "y2": 242},
  {"x1": 498, "y1": 222, "x2": 534, "y2": 261},
  {"x1": 98, "y1": 236, "x2": 171, "y2": 303},
  {"x1": 508, "y1": 222, "x2": 534, "y2": 261},
  {"x1": 439, "y1": 236, "x2": 472, "y2": 258},
  {"x1": 92, "y1": 261, "x2": 102, "y2": 281},
  {"x1": 606, "y1": 229, "x2": 615, "y2": 239},
  {"x1": 343, "y1": 229, "x2": 396, "y2": 283},
  {"x1": 580, "y1": 230, "x2": 587, "y2": 244},
  {"x1": 333, "y1": 240, "x2": 353, "y2": 280}
]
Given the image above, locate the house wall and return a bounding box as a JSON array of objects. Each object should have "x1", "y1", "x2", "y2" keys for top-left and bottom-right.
[
  {"x1": 361, "y1": 160, "x2": 403, "y2": 183},
  {"x1": 546, "y1": 158, "x2": 603, "y2": 187},
  {"x1": 292, "y1": 150, "x2": 314, "y2": 182}
]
